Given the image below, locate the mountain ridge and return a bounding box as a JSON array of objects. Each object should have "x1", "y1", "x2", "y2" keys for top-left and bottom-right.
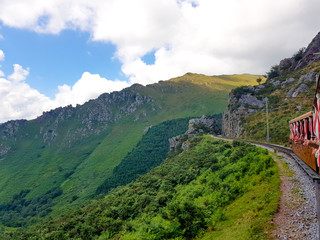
[{"x1": 0, "y1": 73, "x2": 261, "y2": 224}]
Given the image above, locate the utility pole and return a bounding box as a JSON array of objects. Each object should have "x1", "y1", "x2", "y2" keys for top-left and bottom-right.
[{"x1": 266, "y1": 98, "x2": 270, "y2": 143}]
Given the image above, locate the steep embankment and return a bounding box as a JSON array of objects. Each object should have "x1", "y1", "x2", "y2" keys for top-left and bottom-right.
[
  {"x1": 223, "y1": 32, "x2": 320, "y2": 145},
  {"x1": 0, "y1": 73, "x2": 261, "y2": 226}
]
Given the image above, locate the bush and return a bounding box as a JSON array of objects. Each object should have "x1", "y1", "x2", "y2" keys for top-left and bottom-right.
[
  {"x1": 293, "y1": 47, "x2": 305, "y2": 61},
  {"x1": 266, "y1": 65, "x2": 280, "y2": 79}
]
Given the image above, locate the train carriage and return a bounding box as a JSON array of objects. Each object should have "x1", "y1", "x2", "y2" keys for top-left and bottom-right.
[{"x1": 289, "y1": 74, "x2": 320, "y2": 174}]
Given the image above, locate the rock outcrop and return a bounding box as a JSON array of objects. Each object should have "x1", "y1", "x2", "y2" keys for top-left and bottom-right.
[
  {"x1": 169, "y1": 115, "x2": 221, "y2": 152},
  {"x1": 286, "y1": 83, "x2": 309, "y2": 98},
  {"x1": 223, "y1": 87, "x2": 266, "y2": 138},
  {"x1": 270, "y1": 32, "x2": 320, "y2": 80},
  {"x1": 0, "y1": 86, "x2": 156, "y2": 153},
  {"x1": 223, "y1": 32, "x2": 320, "y2": 139},
  {"x1": 295, "y1": 32, "x2": 320, "y2": 71}
]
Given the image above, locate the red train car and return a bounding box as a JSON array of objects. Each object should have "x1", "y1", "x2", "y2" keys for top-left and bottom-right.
[{"x1": 289, "y1": 74, "x2": 320, "y2": 174}]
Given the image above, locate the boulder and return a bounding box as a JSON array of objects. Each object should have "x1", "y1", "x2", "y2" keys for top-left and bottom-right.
[
  {"x1": 298, "y1": 71, "x2": 316, "y2": 84},
  {"x1": 281, "y1": 78, "x2": 295, "y2": 88}
]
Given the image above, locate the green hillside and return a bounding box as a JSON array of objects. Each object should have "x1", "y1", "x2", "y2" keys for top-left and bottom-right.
[
  {"x1": 0, "y1": 73, "x2": 261, "y2": 227},
  {"x1": 3, "y1": 137, "x2": 280, "y2": 239}
]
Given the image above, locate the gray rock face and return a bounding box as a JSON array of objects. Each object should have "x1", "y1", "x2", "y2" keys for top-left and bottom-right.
[
  {"x1": 0, "y1": 144, "x2": 11, "y2": 157},
  {"x1": 268, "y1": 32, "x2": 320, "y2": 81},
  {"x1": 295, "y1": 32, "x2": 320, "y2": 71},
  {"x1": 298, "y1": 71, "x2": 316, "y2": 84},
  {"x1": 0, "y1": 86, "x2": 156, "y2": 150},
  {"x1": 271, "y1": 80, "x2": 281, "y2": 87},
  {"x1": 187, "y1": 115, "x2": 220, "y2": 136},
  {"x1": 281, "y1": 78, "x2": 295, "y2": 89},
  {"x1": 0, "y1": 120, "x2": 28, "y2": 139},
  {"x1": 239, "y1": 93, "x2": 264, "y2": 107},
  {"x1": 279, "y1": 58, "x2": 296, "y2": 75},
  {"x1": 222, "y1": 111, "x2": 243, "y2": 138},
  {"x1": 169, "y1": 115, "x2": 221, "y2": 152},
  {"x1": 169, "y1": 136, "x2": 181, "y2": 151},
  {"x1": 286, "y1": 83, "x2": 309, "y2": 98},
  {"x1": 222, "y1": 90, "x2": 265, "y2": 138}
]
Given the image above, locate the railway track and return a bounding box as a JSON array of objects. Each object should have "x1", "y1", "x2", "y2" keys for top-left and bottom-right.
[{"x1": 212, "y1": 135, "x2": 320, "y2": 180}]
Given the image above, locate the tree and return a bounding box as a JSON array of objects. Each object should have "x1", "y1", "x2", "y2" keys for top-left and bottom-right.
[
  {"x1": 266, "y1": 65, "x2": 279, "y2": 79},
  {"x1": 256, "y1": 77, "x2": 262, "y2": 85}
]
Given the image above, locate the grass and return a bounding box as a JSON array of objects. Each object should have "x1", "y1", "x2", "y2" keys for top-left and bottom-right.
[
  {"x1": 198, "y1": 153, "x2": 280, "y2": 240},
  {"x1": 237, "y1": 61, "x2": 320, "y2": 145},
  {"x1": 0, "y1": 73, "x2": 263, "y2": 224},
  {"x1": 3, "y1": 137, "x2": 281, "y2": 239}
]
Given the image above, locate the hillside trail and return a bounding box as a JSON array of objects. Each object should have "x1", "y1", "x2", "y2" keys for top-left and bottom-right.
[
  {"x1": 211, "y1": 136, "x2": 318, "y2": 239},
  {"x1": 269, "y1": 153, "x2": 317, "y2": 239}
]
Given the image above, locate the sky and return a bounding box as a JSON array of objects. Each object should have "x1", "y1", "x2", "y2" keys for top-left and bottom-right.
[{"x1": 0, "y1": 0, "x2": 319, "y2": 123}]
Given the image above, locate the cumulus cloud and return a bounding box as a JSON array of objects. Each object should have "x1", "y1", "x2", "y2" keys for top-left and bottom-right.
[
  {"x1": 0, "y1": 63, "x2": 129, "y2": 123},
  {"x1": 8, "y1": 64, "x2": 29, "y2": 82},
  {"x1": 0, "y1": 64, "x2": 53, "y2": 122},
  {"x1": 0, "y1": 0, "x2": 319, "y2": 121},
  {"x1": 54, "y1": 72, "x2": 130, "y2": 107},
  {"x1": 0, "y1": 0, "x2": 319, "y2": 85},
  {"x1": 0, "y1": 50, "x2": 4, "y2": 61}
]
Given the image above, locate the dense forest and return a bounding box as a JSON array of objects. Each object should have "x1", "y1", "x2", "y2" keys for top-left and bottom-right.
[
  {"x1": 4, "y1": 136, "x2": 280, "y2": 239},
  {"x1": 96, "y1": 118, "x2": 192, "y2": 195},
  {"x1": 0, "y1": 118, "x2": 192, "y2": 229}
]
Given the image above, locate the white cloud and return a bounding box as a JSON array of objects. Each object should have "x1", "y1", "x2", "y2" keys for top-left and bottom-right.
[
  {"x1": 0, "y1": 0, "x2": 319, "y2": 121},
  {"x1": 0, "y1": 0, "x2": 319, "y2": 85},
  {"x1": 0, "y1": 50, "x2": 4, "y2": 61},
  {"x1": 54, "y1": 72, "x2": 130, "y2": 107},
  {"x1": 8, "y1": 64, "x2": 29, "y2": 82},
  {"x1": 0, "y1": 64, "x2": 130, "y2": 123},
  {"x1": 0, "y1": 64, "x2": 53, "y2": 122}
]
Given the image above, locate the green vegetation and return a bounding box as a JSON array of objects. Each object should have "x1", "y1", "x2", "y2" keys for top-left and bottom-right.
[
  {"x1": 0, "y1": 73, "x2": 261, "y2": 224},
  {"x1": 237, "y1": 61, "x2": 320, "y2": 145},
  {"x1": 4, "y1": 137, "x2": 280, "y2": 239},
  {"x1": 96, "y1": 118, "x2": 192, "y2": 195},
  {"x1": 293, "y1": 47, "x2": 306, "y2": 62},
  {"x1": 0, "y1": 187, "x2": 62, "y2": 227},
  {"x1": 266, "y1": 65, "x2": 280, "y2": 79},
  {"x1": 256, "y1": 77, "x2": 262, "y2": 85}
]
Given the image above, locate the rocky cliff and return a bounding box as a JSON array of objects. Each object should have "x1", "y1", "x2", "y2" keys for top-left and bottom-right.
[
  {"x1": 0, "y1": 86, "x2": 156, "y2": 154},
  {"x1": 222, "y1": 87, "x2": 266, "y2": 138},
  {"x1": 222, "y1": 32, "x2": 320, "y2": 142},
  {"x1": 277, "y1": 32, "x2": 320, "y2": 77},
  {"x1": 169, "y1": 115, "x2": 221, "y2": 152}
]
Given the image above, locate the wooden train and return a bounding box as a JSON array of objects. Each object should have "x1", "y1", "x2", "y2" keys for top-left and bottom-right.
[{"x1": 289, "y1": 74, "x2": 320, "y2": 174}]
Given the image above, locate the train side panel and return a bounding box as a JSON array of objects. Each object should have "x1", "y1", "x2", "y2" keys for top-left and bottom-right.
[{"x1": 291, "y1": 141, "x2": 317, "y2": 172}]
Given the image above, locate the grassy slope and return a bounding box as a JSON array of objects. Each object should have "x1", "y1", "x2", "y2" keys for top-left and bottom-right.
[
  {"x1": 3, "y1": 136, "x2": 280, "y2": 239},
  {"x1": 236, "y1": 62, "x2": 320, "y2": 145},
  {"x1": 0, "y1": 73, "x2": 261, "y2": 218}
]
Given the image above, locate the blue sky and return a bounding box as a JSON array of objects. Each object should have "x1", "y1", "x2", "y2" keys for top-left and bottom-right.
[
  {"x1": 0, "y1": 0, "x2": 319, "y2": 123},
  {"x1": 0, "y1": 24, "x2": 127, "y2": 98}
]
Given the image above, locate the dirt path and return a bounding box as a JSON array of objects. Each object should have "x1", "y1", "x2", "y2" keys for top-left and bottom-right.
[
  {"x1": 270, "y1": 153, "x2": 318, "y2": 239},
  {"x1": 210, "y1": 136, "x2": 318, "y2": 239}
]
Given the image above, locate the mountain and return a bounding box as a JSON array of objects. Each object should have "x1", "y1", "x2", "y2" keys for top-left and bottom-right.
[
  {"x1": 223, "y1": 32, "x2": 320, "y2": 145},
  {"x1": 0, "y1": 73, "x2": 261, "y2": 227}
]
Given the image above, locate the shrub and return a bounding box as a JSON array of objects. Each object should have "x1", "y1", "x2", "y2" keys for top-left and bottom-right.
[{"x1": 266, "y1": 65, "x2": 280, "y2": 79}]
